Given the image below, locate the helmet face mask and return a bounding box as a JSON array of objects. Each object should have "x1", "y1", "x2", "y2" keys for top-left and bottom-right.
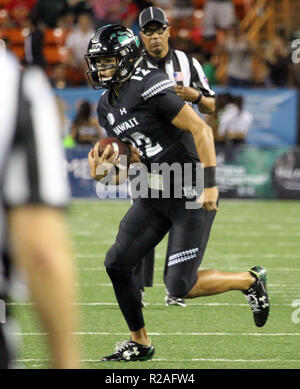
[
  {"x1": 85, "y1": 55, "x2": 118, "y2": 88},
  {"x1": 85, "y1": 25, "x2": 144, "y2": 89}
]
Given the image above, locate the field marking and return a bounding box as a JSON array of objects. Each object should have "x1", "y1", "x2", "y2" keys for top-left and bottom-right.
[
  {"x1": 152, "y1": 358, "x2": 300, "y2": 363},
  {"x1": 75, "y1": 281, "x2": 299, "y2": 288},
  {"x1": 212, "y1": 242, "x2": 299, "y2": 247},
  {"x1": 77, "y1": 266, "x2": 300, "y2": 272},
  {"x1": 7, "y1": 301, "x2": 293, "y2": 307},
  {"x1": 75, "y1": 242, "x2": 300, "y2": 249},
  {"x1": 12, "y1": 332, "x2": 300, "y2": 337},
  {"x1": 75, "y1": 230, "x2": 300, "y2": 238},
  {"x1": 213, "y1": 231, "x2": 300, "y2": 237},
  {"x1": 213, "y1": 218, "x2": 300, "y2": 223},
  {"x1": 75, "y1": 282, "x2": 300, "y2": 291},
  {"x1": 14, "y1": 358, "x2": 300, "y2": 364},
  {"x1": 75, "y1": 253, "x2": 300, "y2": 260},
  {"x1": 215, "y1": 222, "x2": 300, "y2": 226}
]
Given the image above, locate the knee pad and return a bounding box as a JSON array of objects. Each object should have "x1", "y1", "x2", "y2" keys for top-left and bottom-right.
[
  {"x1": 104, "y1": 245, "x2": 119, "y2": 270},
  {"x1": 105, "y1": 247, "x2": 133, "y2": 289},
  {"x1": 164, "y1": 275, "x2": 190, "y2": 298},
  {"x1": 104, "y1": 244, "x2": 138, "y2": 272}
]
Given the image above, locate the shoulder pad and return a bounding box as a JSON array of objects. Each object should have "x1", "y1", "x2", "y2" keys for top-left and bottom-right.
[{"x1": 141, "y1": 69, "x2": 174, "y2": 101}]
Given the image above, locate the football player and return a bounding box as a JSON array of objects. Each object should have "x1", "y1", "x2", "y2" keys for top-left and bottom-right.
[{"x1": 86, "y1": 25, "x2": 270, "y2": 362}]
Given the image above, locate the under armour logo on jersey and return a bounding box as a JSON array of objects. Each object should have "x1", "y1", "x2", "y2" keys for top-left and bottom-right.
[{"x1": 120, "y1": 108, "x2": 127, "y2": 115}]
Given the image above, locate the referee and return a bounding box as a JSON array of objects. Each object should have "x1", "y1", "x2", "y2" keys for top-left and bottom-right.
[
  {"x1": 139, "y1": 7, "x2": 215, "y2": 113},
  {"x1": 135, "y1": 6, "x2": 216, "y2": 307},
  {"x1": 0, "y1": 52, "x2": 79, "y2": 368}
]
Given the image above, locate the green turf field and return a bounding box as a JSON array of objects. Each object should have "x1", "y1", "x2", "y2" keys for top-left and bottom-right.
[{"x1": 12, "y1": 199, "x2": 300, "y2": 369}]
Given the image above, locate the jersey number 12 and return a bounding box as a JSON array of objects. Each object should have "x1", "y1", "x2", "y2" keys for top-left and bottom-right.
[{"x1": 124, "y1": 132, "x2": 162, "y2": 158}]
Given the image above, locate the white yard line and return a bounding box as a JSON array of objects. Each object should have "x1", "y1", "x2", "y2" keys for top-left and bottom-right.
[
  {"x1": 75, "y1": 266, "x2": 300, "y2": 271},
  {"x1": 14, "y1": 358, "x2": 300, "y2": 363},
  {"x1": 75, "y1": 253, "x2": 300, "y2": 259},
  {"x1": 76, "y1": 281, "x2": 298, "y2": 287},
  {"x1": 6, "y1": 301, "x2": 294, "y2": 307},
  {"x1": 74, "y1": 282, "x2": 300, "y2": 291},
  {"x1": 12, "y1": 332, "x2": 300, "y2": 336},
  {"x1": 212, "y1": 242, "x2": 299, "y2": 246}
]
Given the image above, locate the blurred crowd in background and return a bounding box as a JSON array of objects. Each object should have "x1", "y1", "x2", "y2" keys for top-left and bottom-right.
[
  {"x1": 1, "y1": 0, "x2": 300, "y2": 146},
  {"x1": 1, "y1": 0, "x2": 300, "y2": 89}
]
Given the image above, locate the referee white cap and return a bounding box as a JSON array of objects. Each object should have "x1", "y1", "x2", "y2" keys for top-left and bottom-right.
[{"x1": 139, "y1": 7, "x2": 169, "y2": 29}]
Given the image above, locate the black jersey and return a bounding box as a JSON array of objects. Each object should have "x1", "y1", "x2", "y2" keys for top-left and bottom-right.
[
  {"x1": 97, "y1": 66, "x2": 200, "y2": 168},
  {"x1": 97, "y1": 67, "x2": 204, "y2": 199}
]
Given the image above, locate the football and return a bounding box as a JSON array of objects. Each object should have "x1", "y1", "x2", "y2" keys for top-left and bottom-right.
[{"x1": 98, "y1": 137, "x2": 131, "y2": 168}]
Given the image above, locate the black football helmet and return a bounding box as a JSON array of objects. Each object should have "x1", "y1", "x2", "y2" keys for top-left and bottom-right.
[{"x1": 85, "y1": 24, "x2": 144, "y2": 89}]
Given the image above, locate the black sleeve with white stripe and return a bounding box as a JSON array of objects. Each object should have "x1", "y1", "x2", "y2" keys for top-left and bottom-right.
[
  {"x1": 3, "y1": 67, "x2": 70, "y2": 208},
  {"x1": 142, "y1": 70, "x2": 185, "y2": 121},
  {"x1": 189, "y1": 56, "x2": 215, "y2": 98},
  {"x1": 141, "y1": 70, "x2": 175, "y2": 101}
]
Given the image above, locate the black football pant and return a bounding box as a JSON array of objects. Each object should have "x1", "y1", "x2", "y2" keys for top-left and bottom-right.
[
  {"x1": 105, "y1": 197, "x2": 216, "y2": 331},
  {"x1": 134, "y1": 250, "x2": 154, "y2": 289}
]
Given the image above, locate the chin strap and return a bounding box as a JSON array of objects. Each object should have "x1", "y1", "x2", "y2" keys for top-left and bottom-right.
[{"x1": 119, "y1": 54, "x2": 145, "y2": 84}]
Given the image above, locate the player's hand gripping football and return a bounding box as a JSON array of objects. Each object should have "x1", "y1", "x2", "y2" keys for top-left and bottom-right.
[
  {"x1": 128, "y1": 145, "x2": 141, "y2": 164},
  {"x1": 197, "y1": 186, "x2": 219, "y2": 211},
  {"x1": 88, "y1": 143, "x2": 119, "y2": 181}
]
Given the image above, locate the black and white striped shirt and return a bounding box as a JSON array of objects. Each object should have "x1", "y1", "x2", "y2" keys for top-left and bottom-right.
[
  {"x1": 143, "y1": 49, "x2": 215, "y2": 99},
  {"x1": 142, "y1": 49, "x2": 215, "y2": 159},
  {"x1": 0, "y1": 53, "x2": 69, "y2": 295}
]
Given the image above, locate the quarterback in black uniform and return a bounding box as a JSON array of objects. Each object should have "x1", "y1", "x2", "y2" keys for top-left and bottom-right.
[{"x1": 86, "y1": 25, "x2": 270, "y2": 362}]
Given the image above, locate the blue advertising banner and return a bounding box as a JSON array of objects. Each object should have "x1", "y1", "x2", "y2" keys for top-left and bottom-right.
[
  {"x1": 65, "y1": 146, "x2": 300, "y2": 199},
  {"x1": 65, "y1": 147, "x2": 95, "y2": 197},
  {"x1": 55, "y1": 86, "x2": 298, "y2": 147},
  {"x1": 214, "y1": 87, "x2": 298, "y2": 147},
  {"x1": 65, "y1": 147, "x2": 129, "y2": 199}
]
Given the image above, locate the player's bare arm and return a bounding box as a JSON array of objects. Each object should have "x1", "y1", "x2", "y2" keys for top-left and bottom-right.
[
  {"x1": 197, "y1": 95, "x2": 215, "y2": 114},
  {"x1": 171, "y1": 104, "x2": 218, "y2": 211}
]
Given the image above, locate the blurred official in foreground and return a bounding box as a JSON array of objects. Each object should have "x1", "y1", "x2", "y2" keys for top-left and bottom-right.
[{"x1": 0, "y1": 52, "x2": 80, "y2": 369}]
